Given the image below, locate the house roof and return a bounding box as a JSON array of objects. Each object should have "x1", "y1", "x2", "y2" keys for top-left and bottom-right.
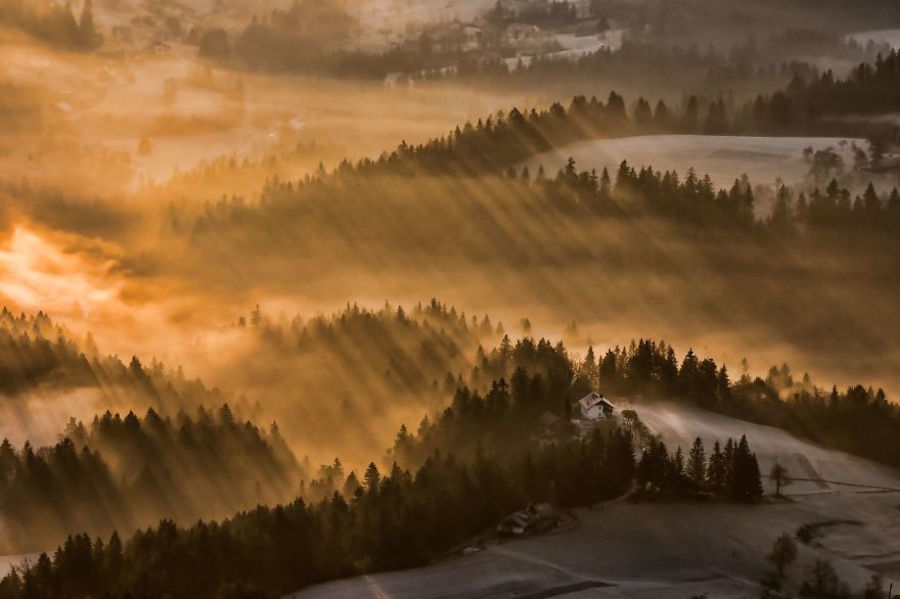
[{"x1": 577, "y1": 392, "x2": 615, "y2": 411}]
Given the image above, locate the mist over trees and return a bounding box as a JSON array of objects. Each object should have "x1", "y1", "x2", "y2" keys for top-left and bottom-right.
[
  {"x1": 0, "y1": 0, "x2": 101, "y2": 49},
  {"x1": 230, "y1": 0, "x2": 356, "y2": 72},
  {"x1": 0, "y1": 300, "x2": 897, "y2": 595},
  {"x1": 0, "y1": 404, "x2": 300, "y2": 554},
  {"x1": 0, "y1": 329, "x2": 638, "y2": 597},
  {"x1": 3, "y1": 0, "x2": 900, "y2": 595},
  {"x1": 0, "y1": 423, "x2": 631, "y2": 599},
  {"x1": 0, "y1": 308, "x2": 231, "y2": 412},
  {"x1": 3, "y1": 321, "x2": 895, "y2": 597},
  {"x1": 240, "y1": 299, "x2": 479, "y2": 399}
]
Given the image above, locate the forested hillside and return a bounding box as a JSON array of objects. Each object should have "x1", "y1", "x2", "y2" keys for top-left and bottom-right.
[
  {"x1": 6, "y1": 323, "x2": 893, "y2": 598},
  {"x1": 0, "y1": 403, "x2": 301, "y2": 553}
]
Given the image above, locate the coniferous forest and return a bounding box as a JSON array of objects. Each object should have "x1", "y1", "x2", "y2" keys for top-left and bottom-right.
[
  {"x1": 1, "y1": 314, "x2": 899, "y2": 597},
  {"x1": 3, "y1": 0, "x2": 900, "y2": 597}
]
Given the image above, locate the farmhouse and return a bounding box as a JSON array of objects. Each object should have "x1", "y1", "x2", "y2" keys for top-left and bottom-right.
[{"x1": 576, "y1": 391, "x2": 615, "y2": 421}]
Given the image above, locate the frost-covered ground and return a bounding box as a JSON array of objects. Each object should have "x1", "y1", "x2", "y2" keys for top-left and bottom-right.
[
  {"x1": 288, "y1": 401, "x2": 900, "y2": 598},
  {"x1": 523, "y1": 135, "x2": 864, "y2": 190},
  {"x1": 551, "y1": 29, "x2": 625, "y2": 59}
]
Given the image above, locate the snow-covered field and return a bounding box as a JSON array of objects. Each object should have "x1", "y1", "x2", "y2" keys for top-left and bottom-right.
[
  {"x1": 551, "y1": 29, "x2": 625, "y2": 59},
  {"x1": 631, "y1": 400, "x2": 900, "y2": 497},
  {"x1": 523, "y1": 135, "x2": 864, "y2": 190},
  {"x1": 288, "y1": 401, "x2": 900, "y2": 598}
]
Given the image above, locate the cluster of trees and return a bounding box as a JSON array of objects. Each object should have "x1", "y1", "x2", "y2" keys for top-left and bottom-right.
[
  {"x1": 0, "y1": 437, "x2": 117, "y2": 553},
  {"x1": 463, "y1": 332, "x2": 900, "y2": 481},
  {"x1": 567, "y1": 338, "x2": 900, "y2": 469},
  {"x1": 0, "y1": 308, "x2": 227, "y2": 410},
  {"x1": 763, "y1": 532, "x2": 890, "y2": 598},
  {"x1": 229, "y1": 149, "x2": 900, "y2": 241},
  {"x1": 319, "y1": 91, "x2": 737, "y2": 176},
  {"x1": 197, "y1": 0, "x2": 356, "y2": 71},
  {"x1": 434, "y1": 39, "x2": 838, "y2": 96},
  {"x1": 2, "y1": 317, "x2": 897, "y2": 596},
  {"x1": 195, "y1": 78, "x2": 898, "y2": 192},
  {"x1": 783, "y1": 50, "x2": 900, "y2": 118},
  {"x1": 0, "y1": 404, "x2": 300, "y2": 553},
  {"x1": 487, "y1": 0, "x2": 579, "y2": 27},
  {"x1": 636, "y1": 435, "x2": 763, "y2": 501},
  {"x1": 0, "y1": 309, "x2": 95, "y2": 396},
  {"x1": 529, "y1": 156, "x2": 900, "y2": 236},
  {"x1": 428, "y1": 331, "x2": 900, "y2": 476},
  {"x1": 216, "y1": 300, "x2": 503, "y2": 465},
  {"x1": 0, "y1": 414, "x2": 635, "y2": 599},
  {"x1": 180, "y1": 71, "x2": 900, "y2": 283},
  {"x1": 724, "y1": 382, "x2": 900, "y2": 471},
  {"x1": 0, "y1": 0, "x2": 100, "y2": 49},
  {"x1": 239, "y1": 300, "x2": 485, "y2": 398}
]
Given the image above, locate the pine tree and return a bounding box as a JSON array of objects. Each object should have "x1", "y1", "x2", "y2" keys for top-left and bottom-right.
[
  {"x1": 687, "y1": 437, "x2": 706, "y2": 487},
  {"x1": 673, "y1": 446, "x2": 685, "y2": 476},
  {"x1": 707, "y1": 439, "x2": 727, "y2": 493},
  {"x1": 582, "y1": 347, "x2": 598, "y2": 388},
  {"x1": 723, "y1": 438, "x2": 736, "y2": 489},
  {"x1": 730, "y1": 436, "x2": 763, "y2": 501},
  {"x1": 364, "y1": 462, "x2": 380, "y2": 494}
]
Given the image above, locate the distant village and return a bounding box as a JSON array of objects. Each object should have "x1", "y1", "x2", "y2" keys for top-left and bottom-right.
[{"x1": 384, "y1": 0, "x2": 622, "y2": 84}]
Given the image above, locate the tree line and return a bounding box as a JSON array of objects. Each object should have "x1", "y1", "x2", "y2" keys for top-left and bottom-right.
[
  {"x1": 0, "y1": 390, "x2": 636, "y2": 599},
  {"x1": 1, "y1": 325, "x2": 895, "y2": 596},
  {"x1": 317, "y1": 51, "x2": 900, "y2": 178},
  {"x1": 216, "y1": 149, "x2": 900, "y2": 247},
  {"x1": 576, "y1": 338, "x2": 900, "y2": 469},
  {"x1": 0, "y1": 0, "x2": 101, "y2": 49},
  {"x1": 240, "y1": 299, "x2": 484, "y2": 399},
  {"x1": 0, "y1": 404, "x2": 300, "y2": 554},
  {"x1": 636, "y1": 435, "x2": 763, "y2": 501},
  {"x1": 0, "y1": 308, "x2": 224, "y2": 411}
]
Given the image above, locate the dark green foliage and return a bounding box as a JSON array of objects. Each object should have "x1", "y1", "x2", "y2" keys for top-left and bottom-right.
[
  {"x1": 245, "y1": 299, "x2": 478, "y2": 398},
  {"x1": 0, "y1": 308, "x2": 220, "y2": 409},
  {"x1": 561, "y1": 335, "x2": 900, "y2": 471},
  {"x1": 0, "y1": 413, "x2": 634, "y2": 599},
  {"x1": 0, "y1": 406, "x2": 300, "y2": 553},
  {"x1": 1, "y1": 328, "x2": 896, "y2": 597},
  {"x1": 635, "y1": 435, "x2": 762, "y2": 501},
  {"x1": 193, "y1": 106, "x2": 900, "y2": 258}
]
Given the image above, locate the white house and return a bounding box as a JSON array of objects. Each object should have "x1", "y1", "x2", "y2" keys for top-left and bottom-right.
[{"x1": 576, "y1": 391, "x2": 616, "y2": 421}]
